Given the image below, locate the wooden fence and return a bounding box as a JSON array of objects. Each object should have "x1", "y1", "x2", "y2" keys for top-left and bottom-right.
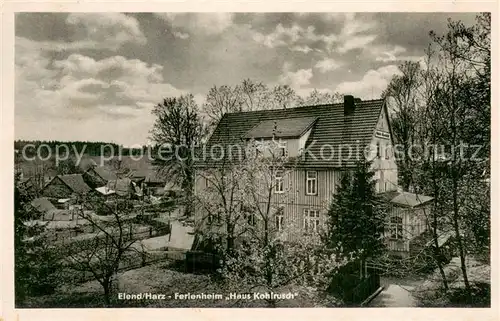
[
  {"x1": 328, "y1": 261, "x2": 381, "y2": 306},
  {"x1": 64, "y1": 249, "x2": 219, "y2": 284},
  {"x1": 50, "y1": 225, "x2": 171, "y2": 247},
  {"x1": 345, "y1": 273, "x2": 380, "y2": 305}
]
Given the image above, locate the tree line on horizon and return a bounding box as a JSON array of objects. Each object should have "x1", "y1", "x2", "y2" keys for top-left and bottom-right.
[{"x1": 14, "y1": 140, "x2": 149, "y2": 158}]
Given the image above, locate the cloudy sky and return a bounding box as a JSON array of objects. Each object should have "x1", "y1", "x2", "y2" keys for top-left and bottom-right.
[{"x1": 15, "y1": 12, "x2": 477, "y2": 146}]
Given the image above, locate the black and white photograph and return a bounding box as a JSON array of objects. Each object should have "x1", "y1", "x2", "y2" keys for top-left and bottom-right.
[{"x1": 10, "y1": 11, "x2": 491, "y2": 310}]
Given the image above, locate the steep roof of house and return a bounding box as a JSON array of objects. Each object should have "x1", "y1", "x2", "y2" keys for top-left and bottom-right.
[
  {"x1": 128, "y1": 167, "x2": 167, "y2": 184},
  {"x1": 57, "y1": 174, "x2": 92, "y2": 194},
  {"x1": 380, "y1": 191, "x2": 433, "y2": 208},
  {"x1": 93, "y1": 166, "x2": 118, "y2": 181},
  {"x1": 243, "y1": 116, "x2": 317, "y2": 139},
  {"x1": 199, "y1": 99, "x2": 386, "y2": 167},
  {"x1": 31, "y1": 197, "x2": 56, "y2": 213},
  {"x1": 107, "y1": 178, "x2": 134, "y2": 196}
]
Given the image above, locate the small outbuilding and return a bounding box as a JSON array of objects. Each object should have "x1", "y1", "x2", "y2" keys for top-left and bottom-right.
[{"x1": 379, "y1": 190, "x2": 434, "y2": 256}]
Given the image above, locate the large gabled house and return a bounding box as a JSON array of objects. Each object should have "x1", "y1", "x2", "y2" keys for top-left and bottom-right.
[
  {"x1": 128, "y1": 168, "x2": 161, "y2": 195},
  {"x1": 106, "y1": 178, "x2": 137, "y2": 198},
  {"x1": 127, "y1": 167, "x2": 180, "y2": 196},
  {"x1": 41, "y1": 174, "x2": 93, "y2": 201},
  {"x1": 84, "y1": 166, "x2": 118, "y2": 188},
  {"x1": 194, "y1": 95, "x2": 432, "y2": 256}
]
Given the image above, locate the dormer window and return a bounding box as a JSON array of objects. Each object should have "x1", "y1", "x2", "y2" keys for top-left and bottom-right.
[{"x1": 243, "y1": 117, "x2": 317, "y2": 159}]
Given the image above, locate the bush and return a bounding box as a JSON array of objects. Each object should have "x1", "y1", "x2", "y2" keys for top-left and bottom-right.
[
  {"x1": 94, "y1": 202, "x2": 112, "y2": 216},
  {"x1": 448, "y1": 282, "x2": 490, "y2": 307}
]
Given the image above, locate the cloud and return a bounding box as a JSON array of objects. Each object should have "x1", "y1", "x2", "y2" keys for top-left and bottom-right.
[
  {"x1": 250, "y1": 14, "x2": 379, "y2": 55},
  {"x1": 337, "y1": 35, "x2": 377, "y2": 54},
  {"x1": 339, "y1": 13, "x2": 376, "y2": 37},
  {"x1": 15, "y1": 38, "x2": 185, "y2": 144},
  {"x1": 173, "y1": 31, "x2": 190, "y2": 39},
  {"x1": 333, "y1": 13, "x2": 378, "y2": 54},
  {"x1": 279, "y1": 63, "x2": 313, "y2": 89},
  {"x1": 52, "y1": 54, "x2": 165, "y2": 85},
  {"x1": 371, "y1": 45, "x2": 424, "y2": 62},
  {"x1": 252, "y1": 23, "x2": 337, "y2": 53},
  {"x1": 200, "y1": 23, "x2": 281, "y2": 86},
  {"x1": 335, "y1": 64, "x2": 401, "y2": 99},
  {"x1": 290, "y1": 45, "x2": 313, "y2": 53},
  {"x1": 50, "y1": 53, "x2": 184, "y2": 111},
  {"x1": 65, "y1": 13, "x2": 147, "y2": 50},
  {"x1": 17, "y1": 13, "x2": 146, "y2": 53},
  {"x1": 15, "y1": 37, "x2": 57, "y2": 83},
  {"x1": 156, "y1": 13, "x2": 234, "y2": 36},
  {"x1": 314, "y1": 58, "x2": 341, "y2": 73}
]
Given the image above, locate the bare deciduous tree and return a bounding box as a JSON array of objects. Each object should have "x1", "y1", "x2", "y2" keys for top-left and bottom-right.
[
  {"x1": 151, "y1": 94, "x2": 206, "y2": 217},
  {"x1": 62, "y1": 197, "x2": 140, "y2": 306},
  {"x1": 195, "y1": 139, "x2": 345, "y2": 307}
]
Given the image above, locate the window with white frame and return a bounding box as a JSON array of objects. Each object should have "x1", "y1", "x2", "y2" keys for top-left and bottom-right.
[
  {"x1": 306, "y1": 171, "x2": 317, "y2": 195},
  {"x1": 275, "y1": 207, "x2": 284, "y2": 231},
  {"x1": 389, "y1": 215, "x2": 404, "y2": 240},
  {"x1": 275, "y1": 170, "x2": 284, "y2": 193},
  {"x1": 304, "y1": 209, "x2": 320, "y2": 233}
]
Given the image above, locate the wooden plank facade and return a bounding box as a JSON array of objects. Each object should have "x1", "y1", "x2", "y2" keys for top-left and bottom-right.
[
  {"x1": 194, "y1": 167, "x2": 343, "y2": 241},
  {"x1": 385, "y1": 205, "x2": 429, "y2": 255}
]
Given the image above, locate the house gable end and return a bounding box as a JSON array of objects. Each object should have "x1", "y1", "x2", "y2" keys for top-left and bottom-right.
[
  {"x1": 372, "y1": 100, "x2": 393, "y2": 143},
  {"x1": 41, "y1": 177, "x2": 73, "y2": 199},
  {"x1": 369, "y1": 99, "x2": 399, "y2": 192}
]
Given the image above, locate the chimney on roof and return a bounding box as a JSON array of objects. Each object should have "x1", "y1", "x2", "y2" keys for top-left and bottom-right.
[{"x1": 344, "y1": 95, "x2": 355, "y2": 116}]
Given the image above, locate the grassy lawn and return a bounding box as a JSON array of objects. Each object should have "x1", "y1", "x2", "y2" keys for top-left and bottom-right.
[{"x1": 20, "y1": 261, "x2": 342, "y2": 308}]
